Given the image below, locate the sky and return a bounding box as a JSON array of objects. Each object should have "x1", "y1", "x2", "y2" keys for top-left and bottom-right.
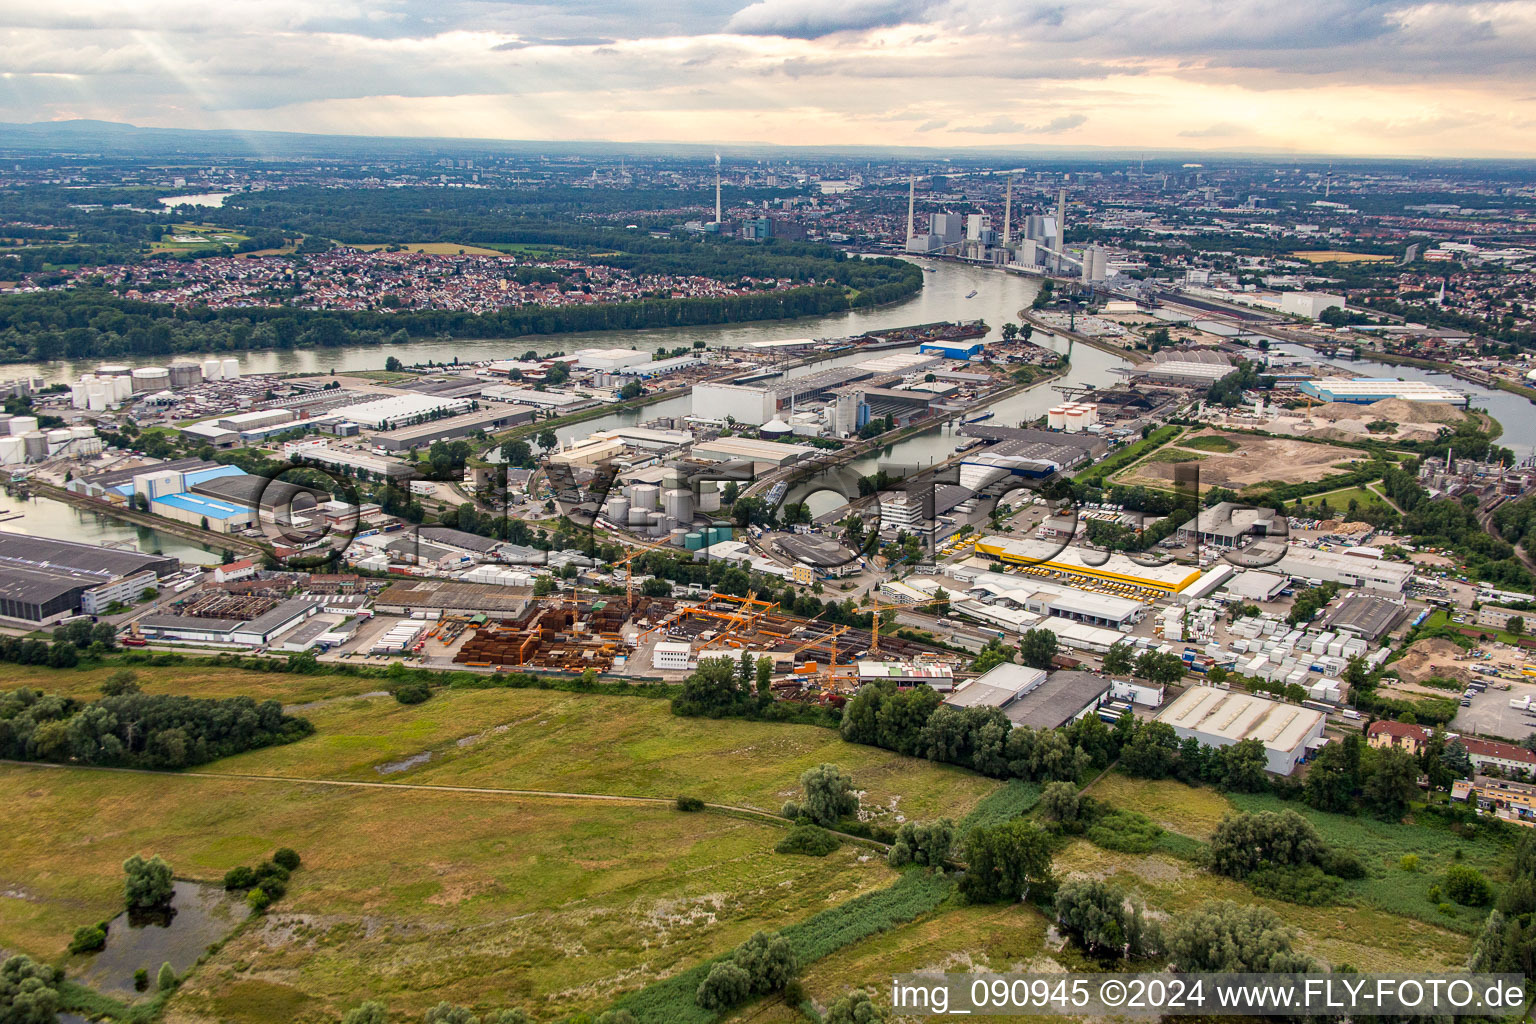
[{"x1": 2, "y1": 0, "x2": 1535, "y2": 157}]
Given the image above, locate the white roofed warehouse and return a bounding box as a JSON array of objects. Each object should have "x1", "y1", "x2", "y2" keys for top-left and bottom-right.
[{"x1": 1154, "y1": 685, "x2": 1326, "y2": 776}]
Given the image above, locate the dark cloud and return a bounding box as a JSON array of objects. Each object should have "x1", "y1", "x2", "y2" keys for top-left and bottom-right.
[{"x1": 726, "y1": 0, "x2": 937, "y2": 38}]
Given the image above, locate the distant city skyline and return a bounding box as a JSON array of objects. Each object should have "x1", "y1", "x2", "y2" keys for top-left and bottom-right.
[{"x1": 4, "y1": 0, "x2": 1535, "y2": 158}]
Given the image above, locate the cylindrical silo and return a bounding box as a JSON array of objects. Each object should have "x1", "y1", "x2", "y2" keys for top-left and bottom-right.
[
  {"x1": 221, "y1": 358, "x2": 240, "y2": 379},
  {"x1": 131, "y1": 366, "x2": 169, "y2": 393},
  {"x1": 0, "y1": 436, "x2": 22, "y2": 465},
  {"x1": 631, "y1": 484, "x2": 659, "y2": 510},
  {"x1": 9, "y1": 416, "x2": 38, "y2": 436},
  {"x1": 112, "y1": 377, "x2": 132, "y2": 403},
  {"x1": 46, "y1": 428, "x2": 72, "y2": 455},
  {"x1": 23, "y1": 432, "x2": 48, "y2": 461},
  {"x1": 70, "y1": 425, "x2": 95, "y2": 440},
  {"x1": 169, "y1": 362, "x2": 203, "y2": 388},
  {"x1": 0, "y1": 414, "x2": 11, "y2": 433},
  {"x1": 96, "y1": 364, "x2": 131, "y2": 377},
  {"x1": 202, "y1": 358, "x2": 223, "y2": 380},
  {"x1": 606, "y1": 495, "x2": 630, "y2": 522},
  {"x1": 663, "y1": 488, "x2": 693, "y2": 522},
  {"x1": 69, "y1": 382, "x2": 88, "y2": 408},
  {"x1": 697, "y1": 480, "x2": 721, "y2": 513},
  {"x1": 627, "y1": 507, "x2": 650, "y2": 527},
  {"x1": 684, "y1": 531, "x2": 704, "y2": 550},
  {"x1": 1064, "y1": 410, "x2": 1085, "y2": 432},
  {"x1": 1047, "y1": 406, "x2": 1067, "y2": 430},
  {"x1": 670, "y1": 528, "x2": 689, "y2": 547}
]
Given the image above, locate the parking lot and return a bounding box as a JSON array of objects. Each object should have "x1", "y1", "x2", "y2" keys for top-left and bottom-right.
[{"x1": 1453, "y1": 679, "x2": 1536, "y2": 743}]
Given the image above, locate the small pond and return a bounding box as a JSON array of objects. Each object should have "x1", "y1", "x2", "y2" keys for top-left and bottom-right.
[{"x1": 75, "y1": 880, "x2": 244, "y2": 999}]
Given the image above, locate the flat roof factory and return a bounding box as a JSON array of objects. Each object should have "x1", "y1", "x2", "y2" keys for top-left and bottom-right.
[
  {"x1": 1299, "y1": 378, "x2": 1468, "y2": 406},
  {"x1": 1155, "y1": 685, "x2": 1326, "y2": 775},
  {"x1": 0, "y1": 533, "x2": 179, "y2": 624},
  {"x1": 972, "y1": 537, "x2": 1204, "y2": 594}
]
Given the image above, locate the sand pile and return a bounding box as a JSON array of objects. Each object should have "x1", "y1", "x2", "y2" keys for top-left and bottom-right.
[{"x1": 1310, "y1": 398, "x2": 1463, "y2": 426}]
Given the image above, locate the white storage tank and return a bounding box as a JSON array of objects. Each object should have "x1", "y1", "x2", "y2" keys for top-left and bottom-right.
[
  {"x1": 0, "y1": 436, "x2": 23, "y2": 465},
  {"x1": 202, "y1": 358, "x2": 223, "y2": 380},
  {"x1": 8, "y1": 415, "x2": 38, "y2": 436},
  {"x1": 1064, "y1": 409, "x2": 1085, "y2": 432},
  {"x1": 606, "y1": 496, "x2": 630, "y2": 522},
  {"x1": 46, "y1": 428, "x2": 72, "y2": 454},
  {"x1": 69, "y1": 382, "x2": 89, "y2": 409},
  {"x1": 111, "y1": 376, "x2": 132, "y2": 403},
  {"x1": 670, "y1": 528, "x2": 689, "y2": 547},
  {"x1": 627, "y1": 507, "x2": 650, "y2": 527},
  {"x1": 221, "y1": 358, "x2": 240, "y2": 380},
  {"x1": 96, "y1": 364, "x2": 132, "y2": 377},
  {"x1": 663, "y1": 488, "x2": 694, "y2": 522},
  {"x1": 22, "y1": 432, "x2": 48, "y2": 461},
  {"x1": 630, "y1": 484, "x2": 659, "y2": 510},
  {"x1": 70, "y1": 425, "x2": 95, "y2": 440},
  {"x1": 1047, "y1": 406, "x2": 1068, "y2": 430}
]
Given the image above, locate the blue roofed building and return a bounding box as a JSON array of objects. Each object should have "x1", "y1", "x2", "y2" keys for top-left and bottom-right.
[
  {"x1": 150, "y1": 491, "x2": 256, "y2": 533},
  {"x1": 917, "y1": 340, "x2": 986, "y2": 360}
]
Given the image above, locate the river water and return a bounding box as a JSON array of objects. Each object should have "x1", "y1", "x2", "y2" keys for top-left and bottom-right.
[
  {"x1": 6, "y1": 259, "x2": 1130, "y2": 556},
  {"x1": 0, "y1": 492, "x2": 225, "y2": 564}
]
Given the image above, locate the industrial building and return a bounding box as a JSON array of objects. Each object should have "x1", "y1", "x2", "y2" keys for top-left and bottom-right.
[
  {"x1": 1155, "y1": 685, "x2": 1327, "y2": 776},
  {"x1": 945, "y1": 663, "x2": 1111, "y2": 730},
  {"x1": 966, "y1": 571, "x2": 1147, "y2": 629},
  {"x1": 149, "y1": 491, "x2": 256, "y2": 533},
  {"x1": 190, "y1": 474, "x2": 329, "y2": 525},
  {"x1": 136, "y1": 597, "x2": 318, "y2": 647},
  {"x1": 283, "y1": 440, "x2": 414, "y2": 479},
  {"x1": 374, "y1": 580, "x2": 533, "y2": 617},
  {"x1": 1279, "y1": 291, "x2": 1346, "y2": 319},
  {"x1": 691, "y1": 436, "x2": 817, "y2": 468},
  {"x1": 1271, "y1": 547, "x2": 1414, "y2": 593},
  {"x1": 1298, "y1": 378, "x2": 1468, "y2": 406},
  {"x1": 327, "y1": 393, "x2": 474, "y2": 430},
  {"x1": 972, "y1": 537, "x2": 1204, "y2": 594},
  {"x1": 0, "y1": 534, "x2": 178, "y2": 624},
  {"x1": 691, "y1": 383, "x2": 779, "y2": 425},
  {"x1": 1176, "y1": 502, "x2": 1280, "y2": 550},
  {"x1": 1319, "y1": 591, "x2": 1408, "y2": 641},
  {"x1": 369, "y1": 404, "x2": 538, "y2": 451}
]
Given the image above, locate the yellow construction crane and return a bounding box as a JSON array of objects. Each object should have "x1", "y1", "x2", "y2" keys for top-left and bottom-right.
[
  {"x1": 613, "y1": 534, "x2": 683, "y2": 614},
  {"x1": 862, "y1": 590, "x2": 956, "y2": 657}
]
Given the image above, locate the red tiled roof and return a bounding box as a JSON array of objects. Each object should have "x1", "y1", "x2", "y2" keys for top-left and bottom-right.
[
  {"x1": 1461, "y1": 737, "x2": 1536, "y2": 765},
  {"x1": 1366, "y1": 721, "x2": 1431, "y2": 742}
]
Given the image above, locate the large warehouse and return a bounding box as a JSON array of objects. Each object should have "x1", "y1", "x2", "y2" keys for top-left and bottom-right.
[
  {"x1": 972, "y1": 537, "x2": 1204, "y2": 595},
  {"x1": 0, "y1": 534, "x2": 178, "y2": 624},
  {"x1": 1272, "y1": 547, "x2": 1414, "y2": 593},
  {"x1": 1155, "y1": 685, "x2": 1326, "y2": 776},
  {"x1": 1298, "y1": 378, "x2": 1467, "y2": 406}
]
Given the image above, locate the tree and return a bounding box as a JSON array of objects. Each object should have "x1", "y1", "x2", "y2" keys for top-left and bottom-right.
[
  {"x1": 536, "y1": 428, "x2": 558, "y2": 453},
  {"x1": 1018, "y1": 628, "x2": 1058, "y2": 670},
  {"x1": 959, "y1": 819, "x2": 1053, "y2": 903},
  {"x1": 1445, "y1": 865, "x2": 1493, "y2": 907},
  {"x1": 970, "y1": 637, "x2": 1014, "y2": 674},
  {"x1": 1163, "y1": 901, "x2": 1314, "y2": 973},
  {"x1": 1101, "y1": 642, "x2": 1134, "y2": 676},
  {"x1": 273, "y1": 848, "x2": 301, "y2": 871},
  {"x1": 1207, "y1": 810, "x2": 1324, "y2": 879},
  {"x1": 500, "y1": 439, "x2": 532, "y2": 467},
  {"x1": 341, "y1": 1005, "x2": 390, "y2": 1024},
  {"x1": 1217, "y1": 738, "x2": 1270, "y2": 793},
  {"x1": 798, "y1": 763, "x2": 859, "y2": 828},
  {"x1": 1120, "y1": 721, "x2": 1179, "y2": 780},
  {"x1": 1511, "y1": 616, "x2": 1526, "y2": 637},
  {"x1": 1361, "y1": 746, "x2": 1418, "y2": 821},
  {"x1": 755, "y1": 656, "x2": 772, "y2": 697},
  {"x1": 695, "y1": 961, "x2": 752, "y2": 1010},
  {"x1": 123, "y1": 854, "x2": 174, "y2": 910},
  {"x1": 1442, "y1": 739, "x2": 1473, "y2": 780},
  {"x1": 931, "y1": 587, "x2": 950, "y2": 617},
  {"x1": 825, "y1": 990, "x2": 885, "y2": 1024},
  {"x1": 1134, "y1": 650, "x2": 1186, "y2": 687},
  {"x1": 619, "y1": 380, "x2": 644, "y2": 400},
  {"x1": 157, "y1": 962, "x2": 176, "y2": 991},
  {"x1": 720, "y1": 481, "x2": 740, "y2": 506},
  {"x1": 532, "y1": 575, "x2": 556, "y2": 597},
  {"x1": 101, "y1": 669, "x2": 141, "y2": 696},
  {"x1": 1054, "y1": 879, "x2": 1154, "y2": 958},
  {"x1": 1303, "y1": 740, "x2": 1359, "y2": 813},
  {"x1": 1038, "y1": 781, "x2": 1081, "y2": 824},
  {"x1": 0, "y1": 954, "x2": 61, "y2": 1024},
  {"x1": 384, "y1": 356, "x2": 404, "y2": 373},
  {"x1": 593, "y1": 1013, "x2": 636, "y2": 1024},
  {"x1": 887, "y1": 819, "x2": 954, "y2": 868},
  {"x1": 732, "y1": 930, "x2": 798, "y2": 994},
  {"x1": 423, "y1": 1003, "x2": 478, "y2": 1024}
]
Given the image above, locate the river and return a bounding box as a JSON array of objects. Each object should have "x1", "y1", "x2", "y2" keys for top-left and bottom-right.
[
  {"x1": 0, "y1": 492, "x2": 225, "y2": 564},
  {"x1": 6, "y1": 259, "x2": 1130, "y2": 557}
]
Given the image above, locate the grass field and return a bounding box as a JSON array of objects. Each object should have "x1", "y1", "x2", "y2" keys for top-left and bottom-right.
[
  {"x1": 1053, "y1": 840, "x2": 1470, "y2": 971},
  {"x1": 0, "y1": 765, "x2": 896, "y2": 1023},
  {"x1": 149, "y1": 223, "x2": 250, "y2": 253},
  {"x1": 1290, "y1": 251, "x2": 1395, "y2": 264},
  {"x1": 1141, "y1": 448, "x2": 1206, "y2": 464},
  {"x1": 1175, "y1": 434, "x2": 1240, "y2": 454},
  {"x1": 348, "y1": 242, "x2": 510, "y2": 256},
  {"x1": 202, "y1": 687, "x2": 1000, "y2": 819},
  {"x1": 1297, "y1": 484, "x2": 1390, "y2": 513},
  {"x1": 1087, "y1": 774, "x2": 1235, "y2": 840},
  {"x1": 0, "y1": 660, "x2": 384, "y2": 705}
]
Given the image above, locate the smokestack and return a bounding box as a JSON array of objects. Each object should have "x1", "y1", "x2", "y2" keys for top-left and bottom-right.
[
  {"x1": 906, "y1": 175, "x2": 915, "y2": 245},
  {"x1": 1055, "y1": 188, "x2": 1067, "y2": 272},
  {"x1": 715, "y1": 153, "x2": 722, "y2": 224},
  {"x1": 1002, "y1": 174, "x2": 1013, "y2": 247}
]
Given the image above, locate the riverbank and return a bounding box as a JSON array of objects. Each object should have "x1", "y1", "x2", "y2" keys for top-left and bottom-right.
[{"x1": 31, "y1": 483, "x2": 266, "y2": 557}]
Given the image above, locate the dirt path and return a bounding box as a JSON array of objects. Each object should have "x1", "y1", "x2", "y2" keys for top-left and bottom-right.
[{"x1": 0, "y1": 760, "x2": 891, "y2": 848}]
